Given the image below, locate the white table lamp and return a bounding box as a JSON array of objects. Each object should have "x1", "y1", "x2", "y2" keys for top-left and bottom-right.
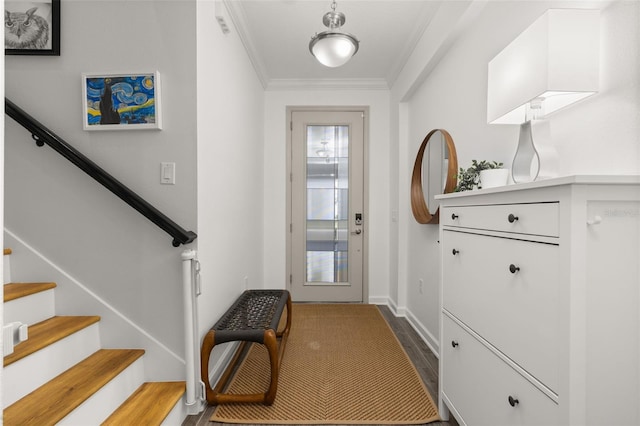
[{"x1": 487, "y1": 9, "x2": 600, "y2": 182}]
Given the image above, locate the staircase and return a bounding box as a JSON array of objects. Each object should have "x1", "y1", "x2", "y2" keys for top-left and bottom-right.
[{"x1": 3, "y1": 248, "x2": 187, "y2": 425}]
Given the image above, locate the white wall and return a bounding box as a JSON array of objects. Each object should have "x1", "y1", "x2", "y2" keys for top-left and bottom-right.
[
  {"x1": 395, "y1": 0, "x2": 639, "y2": 353},
  {"x1": 4, "y1": 0, "x2": 197, "y2": 368},
  {"x1": 263, "y1": 89, "x2": 391, "y2": 302},
  {"x1": 4, "y1": 0, "x2": 266, "y2": 388},
  {"x1": 195, "y1": 0, "x2": 265, "y2": 366}
]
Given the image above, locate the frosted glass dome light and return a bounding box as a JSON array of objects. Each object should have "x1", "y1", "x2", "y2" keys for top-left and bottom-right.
[{"x1": 309, "y1": 1, "x2": 359, "y2": 67}]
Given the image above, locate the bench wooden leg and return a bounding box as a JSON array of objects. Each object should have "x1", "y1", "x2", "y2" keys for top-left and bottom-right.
[
  {"x1": 275, "y1": 294, "x2": 291, "y2": 385},
  {"x1": 263, "y1": 329, "x2": 279, "y2": 405},
  {"x1": 276, "y1": 293, "x2": 292, "y2": 340},
  {"x1": 200, "y1": 330, "x2": 216, "y2": 402},
  {"x1": 201, "y1": 329, "x2": 285, "y2": 405}
]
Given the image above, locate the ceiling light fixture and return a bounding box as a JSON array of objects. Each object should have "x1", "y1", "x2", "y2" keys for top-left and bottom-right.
[{"x1": 309, "y1": 0, "x2": 359, "y2": 68}]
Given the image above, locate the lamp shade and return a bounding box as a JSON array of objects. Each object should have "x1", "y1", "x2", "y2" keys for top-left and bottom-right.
[{"x1": 487, "y1": 9, "x2": 600, "y2": 124}]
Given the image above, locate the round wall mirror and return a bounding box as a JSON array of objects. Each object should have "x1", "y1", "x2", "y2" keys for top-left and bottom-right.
[{"x1": 411, "y1": 129, "x2": 458, "y2": 224}]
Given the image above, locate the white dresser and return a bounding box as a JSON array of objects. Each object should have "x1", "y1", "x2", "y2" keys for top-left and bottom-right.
[{"x1": 436, "y1": 176, "x2": 640, "y2": 426}]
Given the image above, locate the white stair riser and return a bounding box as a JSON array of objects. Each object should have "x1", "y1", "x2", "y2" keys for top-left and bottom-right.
[
  {"x1": 58, "y1": 357, "x2": 145, "y2": 426},
  {"x1": 2, "y1": 323, "x2": 101, "y2": 408},
  {"x1": 3, "y1": 254, "x2": 11, "y2": 284},
  {"x1": 4, "y1": 289, "x2": 55, "y2": 326},
  {"x1": 162, "y1": 395, "x2": 188, "y2": 426}
]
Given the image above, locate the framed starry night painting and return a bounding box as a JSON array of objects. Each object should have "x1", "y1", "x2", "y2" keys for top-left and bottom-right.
[
  {"x1": 5, "y1": 0, "x2": 60, "y2": 56},
  {"x1": 82, "y1": 72, "x2": 162, "y2": 131}
]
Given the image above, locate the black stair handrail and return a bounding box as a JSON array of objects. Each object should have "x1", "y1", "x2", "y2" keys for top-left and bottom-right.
[{"x1": 5, "y1": 98, "x2": 197, "y2": 247}]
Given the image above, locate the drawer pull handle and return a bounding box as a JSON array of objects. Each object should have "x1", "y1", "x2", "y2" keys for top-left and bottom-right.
[
  {"x1": 508, "y1": 213, "x2": 519, "y2": 223},
  {"x1": 451, "y1": 213, "x2": 459, "y2": 220},
  {"x1": 509, "y1": 264, "x2": 520, "y2": 274},
  {"x1": 452, "y1": 249, "x2": 459, "y2": 256},
  {"x1": 451, "y1": 341, "x2": 459, "y2": 348},
  {"x1": 508, "y1": 396, "x2": 519, "y2": 407}
]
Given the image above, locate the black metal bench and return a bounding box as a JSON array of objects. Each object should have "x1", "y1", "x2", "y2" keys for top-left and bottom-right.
[{"x1": 200, "y1": 289, "x2": 292, "y2": 405}]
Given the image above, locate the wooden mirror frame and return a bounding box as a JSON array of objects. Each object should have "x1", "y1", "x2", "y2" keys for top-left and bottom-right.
[{"x1": 411, "y1": 129, "x2": 458, "y2": 224}]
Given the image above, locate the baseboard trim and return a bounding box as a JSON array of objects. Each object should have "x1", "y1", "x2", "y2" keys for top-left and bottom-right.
[
  {"x1": 372, "y1": 298, "x2": 439, "y2": 359},
  {"x1": 370, "y1": 297, "x2": 407, "y2": 316},
  {"x1": 404, "y1": 309, "x2": 439, "y2": 359},
  {"x1": 368, "y1": 296, "x2": 389, "y2": 306}
]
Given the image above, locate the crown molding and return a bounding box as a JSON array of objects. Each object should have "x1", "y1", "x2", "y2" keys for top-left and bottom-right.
[
  {"x1": 223, "y1": 0, "x2": 270, "y2": 89},
  {"x1": 266, "y1": 78, "x2": 389, "y2": 91},
  {"x1": 386, "y1": 1, "x2": 442, "y2": 87}
]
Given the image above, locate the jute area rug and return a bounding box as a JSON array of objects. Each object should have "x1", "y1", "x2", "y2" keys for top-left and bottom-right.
[{"x1": 210, "y1": 304, "x2": 440, "y2": 424}]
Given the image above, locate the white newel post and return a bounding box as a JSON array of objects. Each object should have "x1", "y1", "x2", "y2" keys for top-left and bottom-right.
[{"x1": 181, "y1": 249, "x2": 204, "y2": 414}]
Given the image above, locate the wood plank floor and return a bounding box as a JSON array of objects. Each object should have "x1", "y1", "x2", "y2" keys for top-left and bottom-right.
[{"x1": 183, "y1": 305, "x2": 458, "y2": 426}]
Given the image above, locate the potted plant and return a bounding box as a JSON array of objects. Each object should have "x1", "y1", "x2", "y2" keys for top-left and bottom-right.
[{"x1": 455, "y1": 160, "x2": 505, "y2": 191}]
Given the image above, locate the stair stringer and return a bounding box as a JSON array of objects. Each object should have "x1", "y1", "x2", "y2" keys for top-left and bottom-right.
[{"x1": 5, "y1": 229, "x2": 185, "y2": 382}]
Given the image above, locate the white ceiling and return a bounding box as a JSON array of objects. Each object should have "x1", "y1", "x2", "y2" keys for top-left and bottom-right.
[{"x1": 223, "y1": 0, "x2": 444, "y2": 89}]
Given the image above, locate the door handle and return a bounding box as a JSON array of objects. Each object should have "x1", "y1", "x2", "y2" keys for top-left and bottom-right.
[{"x1": 351, "y1": 229, "x2": 362, "y2": 235}]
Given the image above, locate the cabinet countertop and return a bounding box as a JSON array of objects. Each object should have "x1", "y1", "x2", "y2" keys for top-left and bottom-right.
[{"x1": 436, "y1": 174, "x2": 640, "y2": 200}]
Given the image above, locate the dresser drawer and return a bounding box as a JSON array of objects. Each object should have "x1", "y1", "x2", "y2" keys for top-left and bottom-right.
[
  {"x1": 443, "y1": 230, "x2": 559, "y2": 391},
  {"x1": 442, "y1": 315, "x2": 559, "y2": 426},
  {"x1": 441, "y1": 203, "x2": 559, "y2": 237}
]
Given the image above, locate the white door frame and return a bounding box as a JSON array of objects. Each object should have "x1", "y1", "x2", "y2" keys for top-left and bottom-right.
[{"x1": 286, "y1": 106, "x2": 369, "y2": 303}]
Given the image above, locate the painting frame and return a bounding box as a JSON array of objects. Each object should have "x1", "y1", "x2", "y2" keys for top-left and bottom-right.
[
  {"x1": 5, "y1": 0, "x2": 60, "y2": 56},
  {"x1": 82, "y1": 71, "x2": 163, "y2": 131}
]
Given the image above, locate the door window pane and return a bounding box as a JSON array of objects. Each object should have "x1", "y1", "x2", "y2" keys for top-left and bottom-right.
[{"x1": 305, "y1": 125, "x2": 349, "y2": 283}]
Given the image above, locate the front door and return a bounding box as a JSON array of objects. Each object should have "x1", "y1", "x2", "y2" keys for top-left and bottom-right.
[{"x1": 289, "y1": 109, "x2": 366, "y2": 302}]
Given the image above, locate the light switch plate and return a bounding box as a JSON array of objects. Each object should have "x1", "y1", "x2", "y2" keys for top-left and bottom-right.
[{"x1": 161, "y1": 162, "x2": 175, "y2": 185}]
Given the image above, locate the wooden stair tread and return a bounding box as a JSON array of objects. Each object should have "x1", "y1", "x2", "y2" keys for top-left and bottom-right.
[
  {"x1": 4, "y1": 349, "x2": 145, "y2": 426},
  {"x1": 101, "y1": 381, "x2": 186, "y2": 425},
  {"x1": 4, "y1": 282, "x2": 57, "y2": 302},
  {"x1": 4, "y1": 315, "x2": 100, "y2": 367}
]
